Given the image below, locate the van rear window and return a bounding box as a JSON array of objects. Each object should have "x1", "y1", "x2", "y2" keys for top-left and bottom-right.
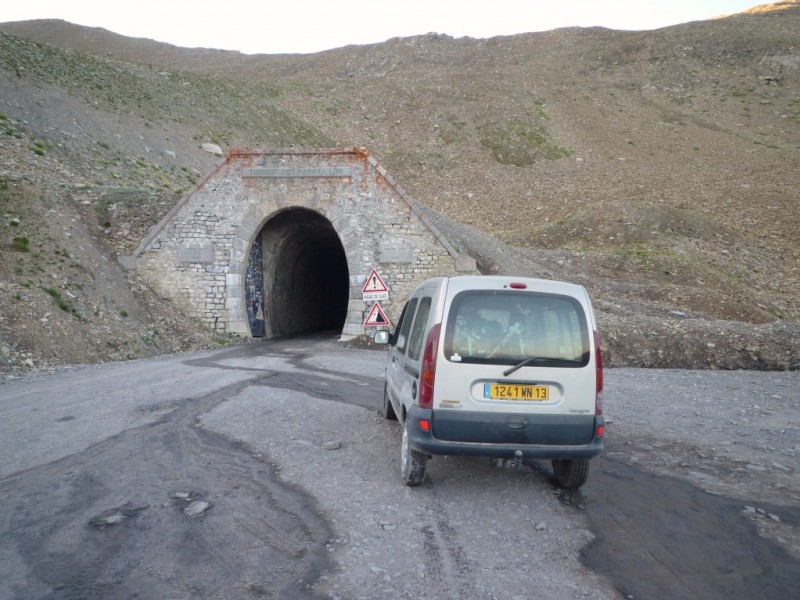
[{"x1": 443, "y1": 290, "x2": 589, "y2": 367}]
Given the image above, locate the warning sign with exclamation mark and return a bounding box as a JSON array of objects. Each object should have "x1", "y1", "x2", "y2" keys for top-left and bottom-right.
[{"x1": 362, "y1": 268, "x2": 389, "y2": 301}]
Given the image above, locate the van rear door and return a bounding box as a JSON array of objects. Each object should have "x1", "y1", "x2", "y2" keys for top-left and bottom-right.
[{"x1": 435, "y1": 283, "x2": 597, "y2": 429}]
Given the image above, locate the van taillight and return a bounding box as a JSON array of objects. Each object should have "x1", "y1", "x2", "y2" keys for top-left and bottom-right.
[
  {"x1": 419, "y1": 323, "x2": 441, "y2": 409},
  {"x1": 594, "y1": 330, "x2": 604, "y2": 416}
]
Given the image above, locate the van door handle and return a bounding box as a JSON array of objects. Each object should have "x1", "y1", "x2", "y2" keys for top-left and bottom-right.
[{"x1": 505, "y1": 415, "x2": 529, "y2": 430}]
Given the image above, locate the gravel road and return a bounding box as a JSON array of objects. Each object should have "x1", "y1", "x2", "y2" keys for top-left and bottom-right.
[
  {"x1": 198, "y1": 341, "x2": 616, "y2": 599},
  {"x1": 1, "y1": 338, "x2": 798, "y2": 599},
  {"x1": 198, "y1": 339, "x2": 800, "y2": 599}
]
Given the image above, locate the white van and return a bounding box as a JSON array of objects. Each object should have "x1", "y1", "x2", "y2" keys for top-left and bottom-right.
[{"x1": 374, "y1": 275, "x2": 605, "y2": 488}]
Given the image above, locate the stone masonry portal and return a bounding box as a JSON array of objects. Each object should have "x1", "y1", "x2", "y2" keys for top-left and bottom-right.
[{"x1": 130, "y1": 147, "x2": 477, "y2": 339}]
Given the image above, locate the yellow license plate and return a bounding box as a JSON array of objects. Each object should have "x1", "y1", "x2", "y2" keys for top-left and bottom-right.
[{"x1": 484, "y1": 383, "x2": 549, "y2": 401}]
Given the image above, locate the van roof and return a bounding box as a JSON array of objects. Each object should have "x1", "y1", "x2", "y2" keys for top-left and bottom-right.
[{"x1": 429, "y1": 275, "x2": 588, "y2": 297}]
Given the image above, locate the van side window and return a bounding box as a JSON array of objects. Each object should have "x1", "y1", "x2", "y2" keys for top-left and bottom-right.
[
  {"x1": 395, "y1": 298, "x2": 418, "y2": 353},
  {"x1": 407, "y1": 297, "x2": 432, "y2": 361}
]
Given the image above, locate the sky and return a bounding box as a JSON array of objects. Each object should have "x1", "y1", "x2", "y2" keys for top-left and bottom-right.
[{"x1": 0, "y1": 0, "x2": 764, "y2": 55}]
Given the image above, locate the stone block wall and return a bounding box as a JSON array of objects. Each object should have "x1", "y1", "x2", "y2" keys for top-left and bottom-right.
[{"x1": 133, "y1": 147, "x2": 477, "y2": 338}]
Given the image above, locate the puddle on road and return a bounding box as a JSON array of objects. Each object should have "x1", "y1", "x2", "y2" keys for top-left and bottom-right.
[{"x1": 579, "y1": 454, "x2": 800, "y2": 600}]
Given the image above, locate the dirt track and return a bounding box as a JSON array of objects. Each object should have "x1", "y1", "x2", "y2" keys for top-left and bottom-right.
[{"x1": 1, "y1": 338, "x2": 798, "y2": 599}]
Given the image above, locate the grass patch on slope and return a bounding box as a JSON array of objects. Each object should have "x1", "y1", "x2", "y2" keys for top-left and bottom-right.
[
  {"x1": 478, "y1": 119, "x2": 571, "y2": 166},
  {"x1": 0, "y1": 32, "x2": 334, "y2": 148}
]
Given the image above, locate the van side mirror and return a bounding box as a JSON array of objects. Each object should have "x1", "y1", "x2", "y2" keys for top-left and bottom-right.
[{"x1": 373, "y1": 330, "x2": 391, "y2": 345}]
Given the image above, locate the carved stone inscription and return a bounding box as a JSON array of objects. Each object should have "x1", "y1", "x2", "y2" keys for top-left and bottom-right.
[
  {"x1": 243, "y1": 167, "x2": 353, "y2": 178},
  {"x1": 379, "y1": 242, "x2": 413, "y2": 264},
  {"x1": 180, "y1": 242, "x2": 213, "y2": 264}
]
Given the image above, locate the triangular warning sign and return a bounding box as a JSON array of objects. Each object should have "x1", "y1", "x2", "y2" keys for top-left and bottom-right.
[
  {"x1": 362, "y1": 269, "x2": 389, "y2": 294},
  {"x1": 364, "y1": 302, "x2": 391, "y2": 327}
]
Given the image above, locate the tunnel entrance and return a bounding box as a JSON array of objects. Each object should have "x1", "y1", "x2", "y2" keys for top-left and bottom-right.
[
  {"x1": 133, "y1": 148, "x2": 476, "y2": 337},
  {"x1": 252, "y1": 208, "x2": 350, "y2": 337}
]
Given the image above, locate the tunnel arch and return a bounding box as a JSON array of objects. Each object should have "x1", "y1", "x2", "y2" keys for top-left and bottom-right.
[
  {"x1": 133, "y1": 148, "x2": 476, "y2": 338},
  {"x1": 254, "y1": 208, "x2": 350, "y2": 337}
]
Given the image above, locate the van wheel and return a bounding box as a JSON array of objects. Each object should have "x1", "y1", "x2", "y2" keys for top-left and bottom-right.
[
  {"x1": 552, "y1": 459, "x2": 589, "y2": 489},
  {"x1": 401, "y1": 419, "x2": 427, "y2": 486},
  {"x1": 380, "y1": 384, "x2": 397, "y2": 420}
]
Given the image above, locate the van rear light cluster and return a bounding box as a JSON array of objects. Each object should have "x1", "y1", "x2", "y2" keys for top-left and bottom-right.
[
  {"x1": 418, "y1": 323, "x2": 441, "y2": 409},
  {"x1": 594, "y1": 330, "x2": 604, "y2": 417}
]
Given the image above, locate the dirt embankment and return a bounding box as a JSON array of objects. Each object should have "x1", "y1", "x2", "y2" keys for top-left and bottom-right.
[{"x1": 1, "y1": 5, "x2": 799, "y2": 373}]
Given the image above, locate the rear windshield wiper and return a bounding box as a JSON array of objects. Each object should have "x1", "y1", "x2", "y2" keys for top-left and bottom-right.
[{"x1": 503, "y1": 356, "x2": 582, "y2": 376}]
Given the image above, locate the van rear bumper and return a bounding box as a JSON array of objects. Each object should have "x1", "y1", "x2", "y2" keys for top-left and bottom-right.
[{"x1": 406, "y1": 406, "x2": 605, "y2": 460}]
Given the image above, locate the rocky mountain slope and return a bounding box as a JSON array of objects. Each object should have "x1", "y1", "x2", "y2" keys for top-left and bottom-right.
[{"x1": 1, "y1": 1, "x2": 798, "y2": 373}]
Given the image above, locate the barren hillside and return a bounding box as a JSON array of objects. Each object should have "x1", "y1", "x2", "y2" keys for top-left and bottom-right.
[{"x1": 1, "y1": 1, "x2": 798, "y2": 373}]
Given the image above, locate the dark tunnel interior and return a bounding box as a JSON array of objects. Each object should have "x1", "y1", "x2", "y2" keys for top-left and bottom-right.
[{"x1": 259, "y1": 208, "x2": 350, "y2": 337}]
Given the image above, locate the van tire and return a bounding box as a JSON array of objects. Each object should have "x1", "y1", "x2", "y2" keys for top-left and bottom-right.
[
  {"x1": 552, "y1": 459, "x2": 589, "y2": 489},
  {"x1": 401, "y1": 419, "x2": 427, "y2": 486},
  {"x1": 380, "y1": 384, "x2": 397, "y2": 420}
]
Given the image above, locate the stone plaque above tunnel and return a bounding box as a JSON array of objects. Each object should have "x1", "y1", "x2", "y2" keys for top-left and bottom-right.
[
  {"x1": 242, "y1": 166, "x2": 354, "y2": 178},
  {"x1": 379, "y1": 242, "x2": 414, "y2": 264},
  {"x1": 131, "y1": 147, "x2": 478, "y2": 340},
  {"x1": 179, "y1": 241, "x2": 214, "y2": 264}
]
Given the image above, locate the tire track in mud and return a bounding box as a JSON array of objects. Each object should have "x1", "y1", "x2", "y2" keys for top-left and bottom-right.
[
  {"x1": 0, "y1": 370, "x2": 333, "y2": 600},
  {"x1": 419, "y1": 514, "x2": 476, "y2": 597}
]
